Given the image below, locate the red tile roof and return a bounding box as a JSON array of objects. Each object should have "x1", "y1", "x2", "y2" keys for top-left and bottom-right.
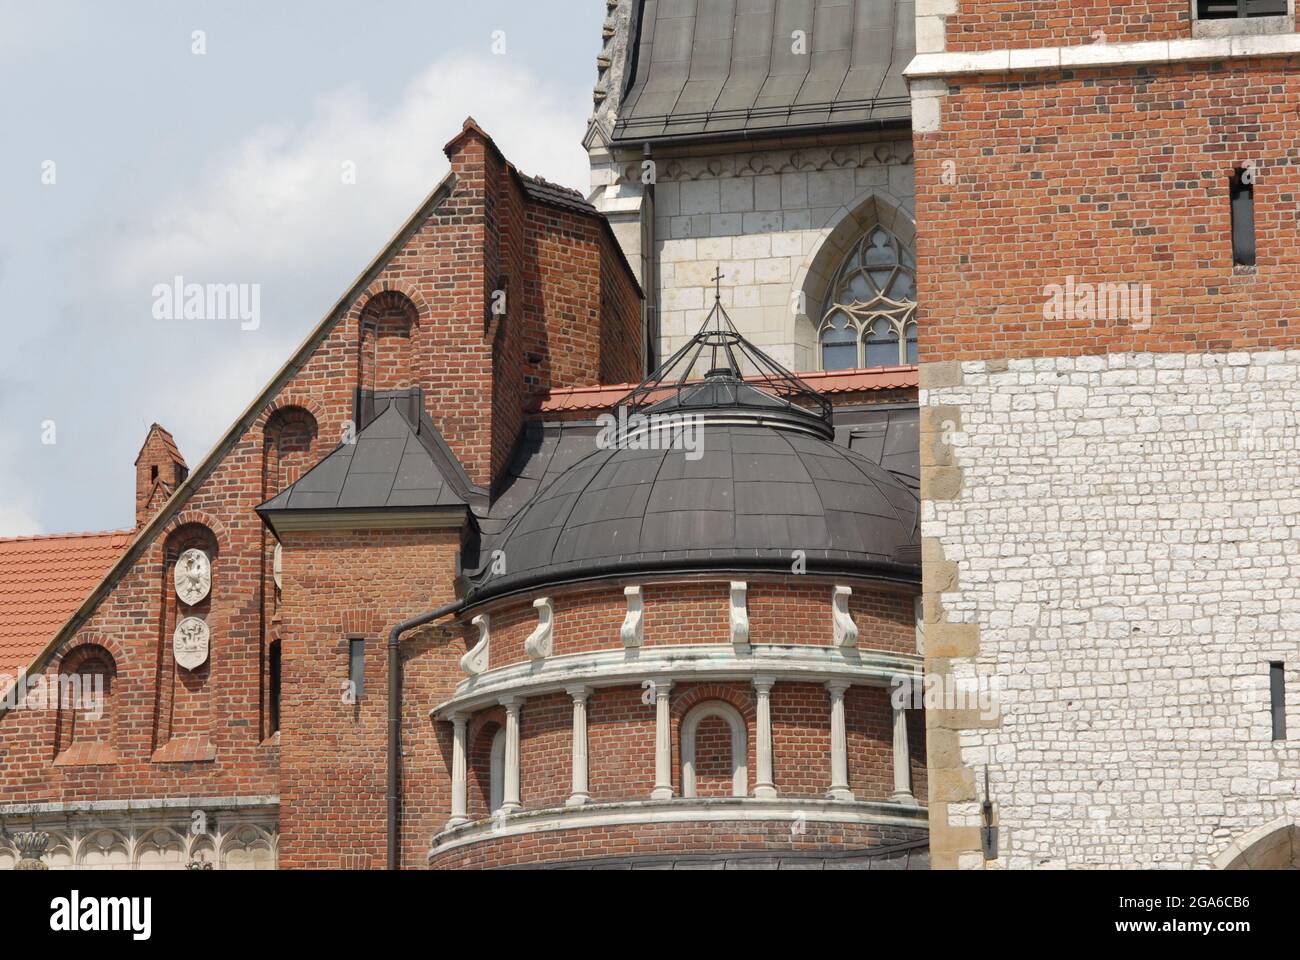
[
  {"x1": 0, "y1": 529, "x2": 133, "y2": 677},
  {"x1": 535, "y1": 365, "x2": 919, "y2": 414}
]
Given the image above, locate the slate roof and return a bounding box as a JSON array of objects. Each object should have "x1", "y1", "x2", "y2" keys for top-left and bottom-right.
[
  {"x1": 0, "y1": 530, "x2": 133, "y2": 676},
  {"x1": 516, "y1": 173, "x2": 598, "y2": 214},
  {"x1": 464, "y1": 416, "x2": 919, "y2": 602},
  {"x1": 614, "y1": 0, "x2": 915, "y2": 143},
  {"x1": 257, "y1": 397, "x2": 479, "y2": 526}
]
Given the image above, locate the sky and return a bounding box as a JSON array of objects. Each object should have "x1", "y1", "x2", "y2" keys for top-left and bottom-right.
[{"x1": 0, "y1": 0, "x2": 602, "y2": 536}]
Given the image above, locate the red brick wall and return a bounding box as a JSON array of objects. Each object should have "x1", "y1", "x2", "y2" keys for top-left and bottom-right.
[
  {"x1": 587, "y1": 686, "x2": 657, "y2": 802},
  {"x1": 275, "y1": 527, "x2": 463, "y2": 870},
  {"x1": 475, "y1": 577, "x2": 917, "y2": 672},
  {"x1": 0, "y1": 119, "x2": 641, "y2": 870},
  {"x1": 428, "y1": 818, "x2": 926, "y2": 869},
  {"x1": 943, "y1": 1, "x2": 1191, "y2": 52},
  {"x1": 917, "y1": 60, "x2": 1300, "y2": 363}
]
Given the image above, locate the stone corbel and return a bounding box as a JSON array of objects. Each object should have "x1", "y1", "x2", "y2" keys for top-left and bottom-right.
[
  {"x1": 524, "y1": 597, "x2": 554, "y2": 660},
  {"x1": 730, "y1": 581, "x2": 750, "y2": 649},
  {"x1": 832, "y1": 586, "x2": 858, "y2": 648},
  {"x1": 620, "y1": 585, "x2": 643, "y2": 648},
  {"x1": 461, "y1": 614, "x2": 490, "y2": 676}
]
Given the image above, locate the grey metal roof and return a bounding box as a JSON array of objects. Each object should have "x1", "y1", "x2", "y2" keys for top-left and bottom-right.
[
  {"x1": 614, "y1": 0, "x2": 915, "y2": 143},
  {"x1": 464, "y1": 417, "x2": 919, "y2": 602},
  {"x1": 257, "y1": 397, "x2": 478, "y2": 521},
  {"x1": 836, "y1": 404, "x2": 918, "y2": 489}
]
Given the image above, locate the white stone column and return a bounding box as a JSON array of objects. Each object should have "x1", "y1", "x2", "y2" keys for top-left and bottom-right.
[
  {"x1": 650, "y1": 678, "x2": 674, "y2": 800},
  {"x1": 566, "y1": 685, "x2": 591, "y2": 807},
  {"x1": 753, "y1": 676, "x2": 777, "y2": 799},
  {"x1": 500, "y1": 696, "x2": 523, "y2": 813},
  {"x1": 825, "y1": 680, "x2": 854, "y2": 801},
  {"x1": 890, "y1": 703, "x2": 915, "y2": 805},
  {"x1": 447, "y1": 712, "x2": 469, "y2": 828}
]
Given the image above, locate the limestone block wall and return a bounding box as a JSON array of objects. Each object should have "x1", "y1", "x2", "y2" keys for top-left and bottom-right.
[
  {"x1": 922, "y1": 350, "x2": 1300, "y2": 868},
  {"x1": 591, "y1": 139, "x2": 915, "y2": 374}
]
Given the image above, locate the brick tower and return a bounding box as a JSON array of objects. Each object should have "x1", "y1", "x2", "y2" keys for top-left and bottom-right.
[{"x1": 910, "y1": 2, "x2": 1300, "y2": 868}]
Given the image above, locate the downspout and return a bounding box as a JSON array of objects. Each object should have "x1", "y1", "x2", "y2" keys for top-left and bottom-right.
[{"x1": 387, "y1": 599, "x2": 463, "y2": 870}]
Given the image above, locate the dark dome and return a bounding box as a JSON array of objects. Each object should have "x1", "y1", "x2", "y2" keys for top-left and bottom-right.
[
  {"x1": 464, "y1": 298, "x2": 920, "y2": 602},
  {"x1": 465, "y1": 418, "x2": 919, "y2": 602}
]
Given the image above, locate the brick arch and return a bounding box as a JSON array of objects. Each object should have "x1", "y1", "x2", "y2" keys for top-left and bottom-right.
[
  {"x1": 354, "y1": 287, "x2": 422, "y2": 394},
  {"x1": 671, "y1": 681, "x2": 756, "y2": 722},
  {"x1": 468, "y1": 708, "x2": 506, "y2": 818},
  {"x1": 261, "y1": 404, "x2": 320, "y2": 496},
  {"x1": 163, "y1": 510, "x2": 230, "y2": 553},
  {"x1": 53, "y1": 639, "x2": 119, "y2": 759},
  {"x1": 347, "y1": 279, "x2": 429, "y2": 327},
  {"x1": 55, "y1": 632, "x2": 127, "y2": 674},
  {"x1": 255, "y1": 394, "x2": 326, "y2": 431}
]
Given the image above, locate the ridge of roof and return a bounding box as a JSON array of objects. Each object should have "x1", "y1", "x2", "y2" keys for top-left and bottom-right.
[
  {"x1": 535, "y1": 365, "x2": 919, "y2": 413},
  {"x1": 133, "y1": 422, "x2": 186, "y2": 467},
  {"x1": 0, "y1": 529, "x2": 134, "y2": 545}
]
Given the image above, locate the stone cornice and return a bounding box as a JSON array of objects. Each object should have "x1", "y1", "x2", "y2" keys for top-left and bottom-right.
[
  {"x1": 431, "y1": 643, "x2": 922, "y2": 719},
  {"x1": 905, "y1": 34, "x2": 1300, "y2": 81},
  {"x1": 428, "y1": 796, "x2": 928, "y2": 858}
]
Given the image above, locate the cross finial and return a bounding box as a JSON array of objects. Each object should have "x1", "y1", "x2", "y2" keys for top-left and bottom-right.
[{"x1": 712, "y1": 267, "x2": 724, "y2": 303}]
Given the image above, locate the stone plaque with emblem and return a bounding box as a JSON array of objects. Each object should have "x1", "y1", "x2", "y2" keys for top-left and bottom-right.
[
  {"x1": 174, "y1": 548, "x2": 211, "y2": 606},
  {"x1": 173, "y1": 616, "x2": 210, "y2": 671}
]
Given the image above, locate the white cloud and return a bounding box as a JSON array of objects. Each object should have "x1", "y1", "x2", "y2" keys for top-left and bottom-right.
[
  {"x1": 110, "y1": 53, "x2": 591, "y2": 292},
  {"x1": 0, "y1": 52, "x2": 593, "y2": 537},
  {"x1": 0, "y1": 501, "x2": 43, "y2": 538}
]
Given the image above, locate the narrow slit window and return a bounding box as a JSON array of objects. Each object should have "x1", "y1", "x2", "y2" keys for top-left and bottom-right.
[
  {"x1": 269, "y1": 639, "x2": 282, "y2": 734},
  {"x1": 348, "y1": 637, "x2": 366, "y2": 700},
  {"x1": 1229, "y1": 167, "x2": 1255, "y2": 267},
  {"x1": 1270, "y1": 661, "x2": 1286, "y2": 741}
]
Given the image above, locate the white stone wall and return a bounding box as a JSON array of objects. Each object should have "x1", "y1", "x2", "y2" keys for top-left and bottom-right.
[
  {"x1": 925, "y1": 349, "x2": 1300, "y2": 868},
  {"x1": 591, "y1": 141, "x2": 914, "y2": 374}
]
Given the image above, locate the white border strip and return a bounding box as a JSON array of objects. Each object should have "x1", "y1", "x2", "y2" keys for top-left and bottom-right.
[
  {"x1": 431, "y1": 643, "x2": 923, "y2": 718},
  {"x1": 428, "y1": 796, "x2": 927, "y2": 858},
  {"x1": 905, "y1": 34, "x2": 1300, "y2": 80}
]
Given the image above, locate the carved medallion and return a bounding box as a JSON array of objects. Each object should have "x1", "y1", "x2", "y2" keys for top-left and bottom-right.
[
  {"x1": 173, "y1": 617, "x2": 210, "y2": 671},
  {"x1": 174, "y1": 548, "x2": 211, "y2": 605}
]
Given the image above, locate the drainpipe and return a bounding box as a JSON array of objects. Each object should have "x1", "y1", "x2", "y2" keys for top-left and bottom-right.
[{"x1": 387, "y1": 599, "x2": 463, "y2": 870}]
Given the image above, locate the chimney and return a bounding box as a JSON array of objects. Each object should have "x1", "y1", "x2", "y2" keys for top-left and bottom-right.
[{"x1": 134, "y1": 423, "x2": 188, "y2": 528}]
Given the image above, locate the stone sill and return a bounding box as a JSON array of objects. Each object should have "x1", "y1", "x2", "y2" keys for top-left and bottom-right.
[
  {"x1": 428, "y1": 795, "x2": 927, "y2": 859},
  {"x1": 151, "y1": 736, "x2": 216, "y2": 764},
  {"x1": 432, "y1": 642, "x2": 922, "y2": 719},
  {"x1": 52, "y1": 743, "x2": 118, "y2": 767},
  {"x1": 1193, "y1": 16, "x2": 1294, "y2": 39}
]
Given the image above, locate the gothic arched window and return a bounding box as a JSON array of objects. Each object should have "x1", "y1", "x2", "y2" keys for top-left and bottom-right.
[{"x1": 818, "y1": 226, "x2": 918, "y2": 370}]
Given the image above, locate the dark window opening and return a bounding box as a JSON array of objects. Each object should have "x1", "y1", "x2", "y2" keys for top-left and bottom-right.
[
  {"x1": 1270, "y1": 662, "x2": 1286, "y2": 741},
  {"x1": 150, "y1": 464, "x2": 158, "y2": 482},
  {"x1": 1230, "y1": 167, "x2": 1256, "y2": 267},
  {"x1": 348, "y1": 638, "x2": 366, "y2": 701},
  {"x1": 1198, "y1": 1, "x2": 1288, "y2": 18},
  {"x1": 269, "y1": 639, "x2": 282, "y2": 734}
]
